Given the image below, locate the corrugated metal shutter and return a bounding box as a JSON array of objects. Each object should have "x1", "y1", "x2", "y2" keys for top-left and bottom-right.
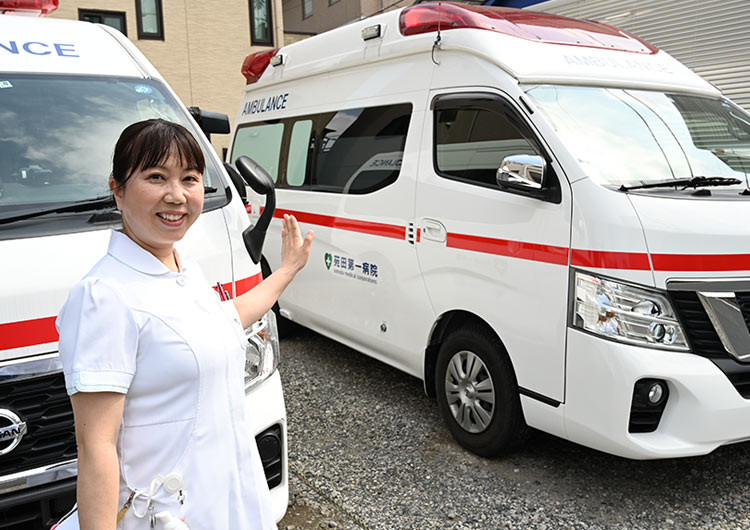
[{"x1": 531, "y1": 0, "x2": 750, "y2": 111}]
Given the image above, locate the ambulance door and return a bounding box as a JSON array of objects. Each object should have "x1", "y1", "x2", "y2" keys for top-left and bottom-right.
[
  {"x1": 240, "y1": 101, "x2": 435, "y2": 377},
  {"x1": 415, "y1": 90, "x2": 571, "y2": 424}
]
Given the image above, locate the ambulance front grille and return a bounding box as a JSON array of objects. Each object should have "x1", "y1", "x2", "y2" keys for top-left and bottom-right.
[
  {"x1": 0, "y1": 373, "x2": 77, "y2": 476},
  {"x1": 669, "y1": 290, "x2": 750, "y2": 398}
]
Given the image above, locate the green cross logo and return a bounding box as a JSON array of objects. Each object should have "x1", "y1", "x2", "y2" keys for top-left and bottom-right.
[{"x1": 325, "y1": 253, "x2": 333, "y2": 270}]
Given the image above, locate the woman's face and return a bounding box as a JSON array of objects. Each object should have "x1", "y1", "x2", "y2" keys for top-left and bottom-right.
[{"x1": 111, "y1": 152, "x2": 204, "y2": 257}]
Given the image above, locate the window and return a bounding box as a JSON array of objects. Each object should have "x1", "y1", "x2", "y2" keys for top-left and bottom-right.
[
  {"x1": 250, "y1": 0, "x2": 274, "y2": 46},
  {"x1": 136, "y1": 0, "x2": 164, "y2": 40},
  {"x1": 78, "y1": 9, "x2": 126, "y2": 35},
  {"x1": 288, "y1": 121, "x2": 313, "y2": 186},
  {"x1": 231, "y1": 103, "x2": 412, "y2": 194},
  {"x1": 313, "y1": 105, "x2": 411, "y2": 193},
  {"x1": 0, "y1": 75, "x2": 225, "y2": 230},
  {"x1": 329, "y1": 0, "x2": 340, "y2": 5},
  {"x1": 231, "y1": 123, "x2": 284, "y2": 182},
  {"x1": 435, "y1": 100, "x2": 541, "y2": 188},
  {"x1": 302, "y1": 0, "x2": 312, "y2": 19}
]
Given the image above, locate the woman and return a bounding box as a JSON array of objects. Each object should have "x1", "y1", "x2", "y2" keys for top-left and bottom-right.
[{"x1": 56, "y1": 119, "x2": 313, "y2": 529}]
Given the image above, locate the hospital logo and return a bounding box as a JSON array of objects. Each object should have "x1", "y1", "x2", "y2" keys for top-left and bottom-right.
[{"x1": 325, "y1": 253, "x2": 333, "y2": 270}]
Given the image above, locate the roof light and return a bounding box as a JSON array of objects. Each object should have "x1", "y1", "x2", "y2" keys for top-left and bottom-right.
[
  {"x1": 270, "y1": 53, "x2": 284, "y2": 67},
  {"x1": 399, "y1": 2, "x2": 657, "y2": 54},
  {"x1": 362, "y1": 24, "x2": 382, "y2": 41},
  {"x1": 241, "y1": 48, "x2": 279, "y2": 85},
  {"x1": 0, "y1": 0, "x2": 58, "y2": 14}
]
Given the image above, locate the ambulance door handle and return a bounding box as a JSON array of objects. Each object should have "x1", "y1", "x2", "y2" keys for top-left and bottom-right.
[{"x1": 422, "y1": 219, "x2": 446, "y2": 243}]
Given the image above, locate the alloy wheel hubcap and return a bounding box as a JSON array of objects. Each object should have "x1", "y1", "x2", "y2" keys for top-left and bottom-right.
[{"x1": 444, "y1": 350, "x2": 496, "y2": 433}]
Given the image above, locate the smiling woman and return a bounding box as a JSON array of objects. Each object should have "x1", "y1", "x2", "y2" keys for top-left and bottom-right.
[
  {"x1": 55, "y1": 118, "x2": 313, "y2": 529},
  {"x1": 109, "y1": 119, "x2": 206, "y2": 272}
]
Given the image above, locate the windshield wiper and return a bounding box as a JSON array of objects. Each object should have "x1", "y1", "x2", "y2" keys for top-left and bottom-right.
[
  {"x1": 619, "y1": 176, "x2": 742, "y2": 192},
  {"x1": 0, "y1": 195, "x2": 115, "y2": 225}
]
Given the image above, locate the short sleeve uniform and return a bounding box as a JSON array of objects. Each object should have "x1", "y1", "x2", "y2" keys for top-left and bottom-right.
[{"x1": 56, "y1": 230, "x2": 277, "y2": 530}]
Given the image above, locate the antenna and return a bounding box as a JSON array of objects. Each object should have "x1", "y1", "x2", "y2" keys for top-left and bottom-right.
[{"x1": 431, "y1": 1, "x2": 442, "y2": 65}]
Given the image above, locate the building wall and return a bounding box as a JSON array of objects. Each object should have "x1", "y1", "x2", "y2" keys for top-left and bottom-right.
[
  {"x1": 284, "y1": 31, "x2": 316, "y2": 44},
  {"x1": 282, "y1": 0, "x2": 410, "y2": 35},
  {"x1": 50, "y1": 0, "x2": 284, "y2": 157}
]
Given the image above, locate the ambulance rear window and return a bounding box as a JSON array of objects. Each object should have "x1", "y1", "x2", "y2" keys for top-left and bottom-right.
[{"x1": 0, "y1": 74, "x2": 223, "y2": 222}]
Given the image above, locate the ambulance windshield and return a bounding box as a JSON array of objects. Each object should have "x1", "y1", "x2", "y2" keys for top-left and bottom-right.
[
  {"x1": 525, "y1": 85, "x2": 750, "y2": 193},
  {"x1": 0, "y1": 74, "x2": 222, "y2": 216}
]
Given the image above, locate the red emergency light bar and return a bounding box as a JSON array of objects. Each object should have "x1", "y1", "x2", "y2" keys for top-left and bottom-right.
[
  {"x1": 399, "y1": 2, "x2": 657, "y2": 54},
  {"x1": 0, "y1": 0, "x2": 58, "y2": 14},
  {"x1": 242, "y1": 48, "x2": 279, "y2": 85}
]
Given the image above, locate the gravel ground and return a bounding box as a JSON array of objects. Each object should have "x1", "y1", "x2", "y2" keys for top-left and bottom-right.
[{"x1": 278, "y1": 326, "x2": 750, "y2": 530}]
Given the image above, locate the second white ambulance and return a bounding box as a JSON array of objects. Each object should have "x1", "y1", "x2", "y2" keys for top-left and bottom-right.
[{"x1": 230, "y1": 2, "x2": 750, "y2": 459}]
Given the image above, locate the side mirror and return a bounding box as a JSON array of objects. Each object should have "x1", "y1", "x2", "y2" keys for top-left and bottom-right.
[
  {"x1": 188, "y1": 107, "x2": 230, "y2": 141},
  {"x1": 236, "y1": 156, "x2": 274, "y2": 195},
  {"x1": 223, "y1": 163, "x2": 248, "y2": 205},
  {"x1": 235, "y1": 155, "x2": 276, "y2": 265},
  {"x1": 496, "y1": 154, "x2": 546, "y2": 191}
]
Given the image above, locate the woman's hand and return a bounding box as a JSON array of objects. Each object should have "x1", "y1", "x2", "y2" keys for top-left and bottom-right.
[
  {"x1": 279, "y1": 214, "x2": 314, "y2": 274},
  {"x1": 233, "y1": 214, "x2": 313, "y2": 328}
]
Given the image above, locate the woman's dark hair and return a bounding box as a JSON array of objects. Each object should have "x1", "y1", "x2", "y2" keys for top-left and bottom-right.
[{"x1": 112, "y1": 119, "x2": 206, "y2": 188}]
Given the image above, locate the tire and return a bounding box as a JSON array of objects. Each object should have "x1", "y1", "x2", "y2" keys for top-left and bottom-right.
[
  {"x1": 435, "y1": 325, "x2": 528, "y2": 457},
  {"x1": 260, "y1": 258, "x2": 296, "y2": 338}
]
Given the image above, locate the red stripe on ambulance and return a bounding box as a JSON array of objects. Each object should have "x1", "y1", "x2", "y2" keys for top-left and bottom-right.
[
  {"x1": 651, "y1": 253, "x2": 750, "y2": 272},
  {"x1": 234, "y1": 272, "x2": 263, "y2": 296},
  {"x1": 446, "y1": 233, "x2": 569, "y2": 265},
  {"x1": 263, "y1": 208, "x2": 750, "y2": 272},
  {"x1": 570, "y1": 249, "x2": 651, "y2": 270},
  {"x1": 0, "y1": 274, "x2": 264, "y2": 352},
  {"x1": 0, "y1": 316, "x2": 58, "y2": 351},
  {"x1": 273, "y1": 208, "x2": 406, "y2": 239}
]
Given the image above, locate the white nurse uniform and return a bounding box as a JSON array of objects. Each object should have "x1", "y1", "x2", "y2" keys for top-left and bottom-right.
[{"x1": 57, "y1": 230, "x2": 277, "y2": 530}]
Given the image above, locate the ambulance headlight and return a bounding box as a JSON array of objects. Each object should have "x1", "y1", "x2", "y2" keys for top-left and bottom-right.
[
  {"x1": 244, "y1": 310, "x2": 280, "y2": 391},
  {"x1": 572, "y1": 271, "x2": 689, "y2": 351}
]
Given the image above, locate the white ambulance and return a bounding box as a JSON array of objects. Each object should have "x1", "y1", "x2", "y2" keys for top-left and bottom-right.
[
  {"x1": 230, "y1": 1, "x2": 750, "y2": 460},
  {"x1": 0, "y1": 1, "x2": 287, "y2": 526}
]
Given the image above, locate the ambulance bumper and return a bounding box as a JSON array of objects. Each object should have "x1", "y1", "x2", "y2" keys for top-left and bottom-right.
[
  {"x1": 244, "y1": 369, "x2": 288, "y2": 522},
  {"x1": 564, "y1": 328, "x2": 750, "y2": 459}
]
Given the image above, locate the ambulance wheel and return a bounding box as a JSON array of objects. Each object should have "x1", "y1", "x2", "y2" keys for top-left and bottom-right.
[
  {"x1": 435, "y1": 326, "x2": 527, "y2": 457},
  {"x1": 261, "y1": 258, "x2": 295, "y2": 338}
]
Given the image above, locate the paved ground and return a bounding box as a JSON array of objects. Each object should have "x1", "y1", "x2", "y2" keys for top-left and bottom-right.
[{"x1": 278, "y1": 326, "x2": 750, "y2": 530}]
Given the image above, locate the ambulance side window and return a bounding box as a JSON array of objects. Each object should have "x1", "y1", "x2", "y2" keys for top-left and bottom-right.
[
  {"x1": 278, "y1": 103, "x2": 412, "y2": 194},
  {"x1": 314, "y1": 104, "x2": 411, "y2": 194},
  {"x1": 231, "y1": 122, "x2": 284, "y2": 182},
  {"x1": 287, "y1": 120, "x2": 313, "y2": 187},
  {"x1": 433, "y1": 95, "x2": 557, "y2": 201}
]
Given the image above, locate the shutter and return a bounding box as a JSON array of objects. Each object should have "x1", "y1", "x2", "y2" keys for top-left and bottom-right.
[{"x1": 532, "y1": 0, "x2": 750, "y2": 111}]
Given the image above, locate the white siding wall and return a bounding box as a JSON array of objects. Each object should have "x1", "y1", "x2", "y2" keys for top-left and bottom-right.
[{"x1": 532, "y1": 0, "x2": 750, "y2": 110}]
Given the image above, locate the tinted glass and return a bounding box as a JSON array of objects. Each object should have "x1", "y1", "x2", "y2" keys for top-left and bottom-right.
[
  {"x1": 232, "y1": 103, "x2": 411, "y2": 194},
  {"x1": 526, "y1": 86, "x2": 750, "y2": 190},
  {"x1": 436, "y1": 107, "x2": 540, "y2": 186},
  {"x1": 230, "y1": 123, "x2": 284, "y2": 182},
  {"x1": 287, "y1": 120, "x2": 312, "y2": 187},
  {"x1": 0, "y1": 75, "x2": 221, "y2": 212},
  {"x1": 313, "y1": 104, "x2": 411, "y2": 194}
]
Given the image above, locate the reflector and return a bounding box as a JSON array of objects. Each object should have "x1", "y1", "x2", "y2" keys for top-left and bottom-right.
[
  {"x1": 241, "y1": 49, "x2": 279, "y2": 85},
  {"x1": 0, "y1": 0, "x2": 58, "y2": 14},
  {"x1": 398, "y1": 2, "x2": 656, "y2": 54}
]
